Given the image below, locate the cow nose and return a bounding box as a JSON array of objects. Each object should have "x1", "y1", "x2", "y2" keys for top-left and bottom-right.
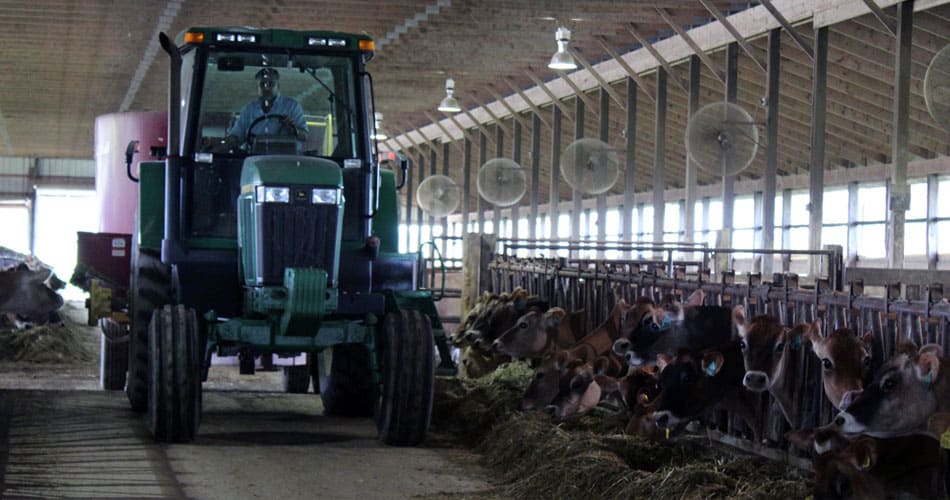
[
  {"x1": 655, "y1": 413, "x2": 669, "y2": 428},
  {"x1": 490, "y1": 340, "x2": 501, "y2": 353},
  {"x1": 839, "y1": 390, "x2": 862, "y2": 410},
  {"x1": 835, "y1": 415, "x2": 845, "y2": 427}
]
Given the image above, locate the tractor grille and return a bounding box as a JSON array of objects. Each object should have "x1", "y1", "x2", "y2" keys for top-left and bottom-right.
[{"x1": 257, "y1": 203, "x2": 338, "y2": 286}]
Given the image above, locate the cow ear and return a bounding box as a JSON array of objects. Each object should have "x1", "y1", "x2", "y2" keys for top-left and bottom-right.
[
  {"x1": 916, "y1": 351, "x2": 940, "y2": 386},
  {"x1": 851, "y1": 437, "x2": 878, "y2": 470},
  {"x1": 545, "y1": 307, "x2": 567, "y2": 322},
  {"x1": 786, "y1": 325, "x2": 805, "y2": 351},
  {"x1": 920, "y1": 343, "x2": 944, "y2": 359},
  {"x1": 686, "y1": 289, "x2": 705, "y2": 306},
  {"x1": 656, "y1": 353, "x2": 672, "y2": 372},
  {"x1": 702, "y1": 351, "x2": 724, "y2": 377},
  {"x1": 733, "y1": 305, "x2": 747, "y2": 337},
  {"x1": 803, "y1": 319, "x2": 822, "y2": 345}
]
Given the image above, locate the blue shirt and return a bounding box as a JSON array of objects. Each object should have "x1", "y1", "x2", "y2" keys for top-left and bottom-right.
[{"x1": 228, "y1": 95, "x2": 308, "y2": 150}]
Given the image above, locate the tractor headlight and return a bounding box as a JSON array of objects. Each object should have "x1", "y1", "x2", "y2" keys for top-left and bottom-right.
[
  {"x1": 311, "y1": 188, "x2": 341, "y2": 205},
  {"x1": 256, "y1": 186, "x2": 290, "y2": 203}
]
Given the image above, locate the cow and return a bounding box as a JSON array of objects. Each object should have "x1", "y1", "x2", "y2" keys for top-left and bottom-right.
[
  {"x1": 0, "y1": 266, "x2": 64, "y2": 328},
  {"x1": 520, "y1": 355, "x2": 582, "y2": 412},
  {"x1": 835, "y1": 343, "x2": 950, "y2": 438},
  {"x1": 543, "y1": 365, "x2": 603, "y2": 420},
  {"x1": 613, "y1": 290, "x2": 733, "y2": 369},
  {"x1": 561, "y1": 299, "x2": 632, "y2": 365},
  {"x1": 787, "y1": 429, "x2": 939, "y2": 500},
  {"x1": 804, "y1": 318, "x2": 874, "y2": 410},
  {"x1": 652, "y1": 340, "x2": 758, "y2": 441},
  {"x1": 490, "y1": 307, "x2": 587, "y2": 360},
  {"x1": 734, "y1": 305, "x2": 808, "y2": 425}
]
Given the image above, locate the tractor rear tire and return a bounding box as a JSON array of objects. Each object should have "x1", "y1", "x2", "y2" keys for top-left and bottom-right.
[
  {"x1": 127, "y1": 246, "x2": 171, "y2": 412},
  {"x1": 282, "y1": 365, "x2": 310, "y2": 393},
  {"x1": 376, "y1": 310, "x2": 435, "y2": 446},
  {"x1": 318, "y1": 344, "x2": 378, "y2": 417},
  {"x1": 148, "y1": 305, "x2": 201, "y2": 443},
  {"x1": 99, "y1": 318, "x2": 129, "y2": 391}
]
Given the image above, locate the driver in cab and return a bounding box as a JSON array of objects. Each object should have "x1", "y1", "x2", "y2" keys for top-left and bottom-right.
[{"x1": 227, "y1": 68, "x2": 308, "y2": 152}]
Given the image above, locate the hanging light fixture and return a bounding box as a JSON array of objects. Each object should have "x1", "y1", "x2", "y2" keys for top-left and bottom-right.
[
  {"x1": 548, "y1": 26, "x2": 577, "y2": 70},
  {"x1": 437, "y1": 78, "x2": 462, "y2": 113},
  {"x1": 370, "y1": 112, "x2": 388, "y2": 141}
]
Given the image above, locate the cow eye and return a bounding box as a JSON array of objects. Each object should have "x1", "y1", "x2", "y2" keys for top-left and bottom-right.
[
  {"x1": 882, "y1": 377, "x2": 897, "y2": 391},
  {"x1": 519, "y1": 322, "x2": 527, "y2": 329},
  {"x1": 821, "y1": 358, "x2": 833, "y2": 371},
  {"x1": 774, "y1": 342, "x2": 785, "y2": 353},
  {"x1": 862, "y1": 356, "x2": 871, "y2": 368},
  {"x1": 535, "y1": 372, "x2": 545, "y2": 380},
  {"x1": 738, "y1": 340, "x2": 747, "y2": 350}
]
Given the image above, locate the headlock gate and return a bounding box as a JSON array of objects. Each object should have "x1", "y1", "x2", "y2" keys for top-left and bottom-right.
[{"x1": 487, "y1": 247, "x2": 950, "y2": 464}]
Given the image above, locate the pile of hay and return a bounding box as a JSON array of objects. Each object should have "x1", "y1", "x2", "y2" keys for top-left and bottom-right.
[
  {"x1": 0, "y1": 323, "x2": 95, "y2": 364},
  {"x1": 431, "y1": 362, "x2": 811, "y2": 499}
]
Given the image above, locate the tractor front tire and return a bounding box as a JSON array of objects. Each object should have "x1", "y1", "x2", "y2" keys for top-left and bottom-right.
[
  {"x1": 377, "y1": 310, "x2": 435, "y2": 446},
  {"x1": 127, "y1": 246, "x2": 171, "y2": 412},
  {"x1": 99, "y1": 318, "x2": 129, "y2": 391},
  {"x1": 282, "y1": 365, "x2": 311, "y2": 393},
  {"x1": 148, "y1": 305, "x2": 201, "y2": 443},
  {"x1": 318, "y1": 344, "x2": 378, "y2": 417}
]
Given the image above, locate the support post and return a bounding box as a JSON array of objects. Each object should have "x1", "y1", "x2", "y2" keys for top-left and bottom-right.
[
  {"x1": 888, "y1": 1, "x2": 914, "y2": 270},
  {"x1": 529, "y1": 113, "x2": 541, "y2": 241},
  {"x1": 722, "y1": 43, "x2": 738, "y2": 250},
  {"x1": 809, "y1": 27, "x2": 829, "y2": 275},
  {"x1": 623, "y1": 77, "x2": 638, "y2": 245},
  {"x1": 551, "y1": 106, "x2": 562, "y2": 241},
  {"x1": 597, "y1": 87, "x2": 609, "y2": 257},
  {"x1": 653, "y1": 67, "x2": 667, "y2": 250},
  {"x1": 762, "y1": 29, "x2": 781, "y2": 276},
  {"x1": 685, "y1": 55, "x2": 700, "y2": 245},
  {"x1": 573, "y1": 96, "x2": 585, "y2": 249}
]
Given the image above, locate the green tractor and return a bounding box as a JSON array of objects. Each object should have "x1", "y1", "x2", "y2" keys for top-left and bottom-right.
[{"x1": 120, "y1": 27, "x2": 453, "y2": 446}]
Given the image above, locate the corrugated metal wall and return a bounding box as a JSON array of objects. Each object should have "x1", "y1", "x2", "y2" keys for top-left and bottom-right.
[{"x1": 0, "y1": 157, "x2": 94, "y2": 202}]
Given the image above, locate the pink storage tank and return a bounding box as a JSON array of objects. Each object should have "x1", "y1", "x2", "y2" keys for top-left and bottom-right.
[{"x1": 94, "y1": 111, "x2": 167, "y2": 234}]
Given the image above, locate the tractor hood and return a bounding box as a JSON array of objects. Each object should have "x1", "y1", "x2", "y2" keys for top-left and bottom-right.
[{"x1": 240, "y1": 155, "x2": 343, "y2": 191}]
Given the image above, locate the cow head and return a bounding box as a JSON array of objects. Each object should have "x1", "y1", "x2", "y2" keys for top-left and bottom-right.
[
  {"x1": 805, "y1": 319, "x2": 874, "y2": 410},
  {"x1": 543, "y1": 366, "x2": 603, "y2": 420},
  {"x1": 810, "y1": 437, "x2": 886, "y2": 500},
  {"x1": 520, "y1": 355, "x2": 573, "y2": 411},
  {"x1": 652, "y1": 349, "x2": 723, "y2": 430},
  {"x1": 834, "y1": 343, "x2": 942, "y2": 437},
  {"x1": 613, "y1": 297, "x2": 668, "y2": 366},
  {"x1": 734, "y1": 306, "x2": 804, "y2": 393},
  {"x1": 491, "y1": 307, "x2": 565, "y2": 359}
]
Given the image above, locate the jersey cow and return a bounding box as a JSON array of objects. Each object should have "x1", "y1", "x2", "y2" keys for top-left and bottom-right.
[
  {"x1": 835, "y1": 343, "x2": 950, "y2": 438},
  {"x1": 613, "y1": 291, "x2": 732, "y2": 369},
  {"x1": 804, "y1": 319, "x2": 874, "y2": 410},
  {"x1": 652, "y1": 340, "x2": 757, "y2": 440},
  {"x1": 734, "y1": 305, "x2": 808, "y2": 425}
]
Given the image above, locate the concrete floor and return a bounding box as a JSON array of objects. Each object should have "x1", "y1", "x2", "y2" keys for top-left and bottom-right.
[{"x1": 0, "y1": 303, "x2": 498, "y2": 500}]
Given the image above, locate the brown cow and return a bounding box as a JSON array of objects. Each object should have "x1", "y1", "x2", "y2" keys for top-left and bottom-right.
[
  {"x1": 788, "y1": 429, "x2": 939, "y2": 500},
  {"x1": 804, "y1": 319, "x2": 874, "y2": 410},
  {"x1": 835, "y1": 343, "x2": 950, "y2": 438},
  {"x1": 563, "y1": 299, "x2": 631, "y2": 365},
  {"x1": 734, "y1": 305, "x2": 808, "y2": 425},
  {"x1": 491, "y1": 307, "x2": 587, "y2": 360}
]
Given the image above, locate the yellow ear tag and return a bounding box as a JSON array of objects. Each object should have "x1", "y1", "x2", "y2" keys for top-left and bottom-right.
[
  {"x1": 665, "y1": 427, "x2": 670, "y2": 440},
  {"x1": 861, "y1": 456, "x2": 871, "y2": 469},
  {"x1": 941, "y1": 429, "x2": 950, "y2": 449}
]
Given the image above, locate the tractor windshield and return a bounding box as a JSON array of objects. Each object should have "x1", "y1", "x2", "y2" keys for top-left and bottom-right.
[{"x1": 195, "y1": 49, "x2": 360, "y2": 159}]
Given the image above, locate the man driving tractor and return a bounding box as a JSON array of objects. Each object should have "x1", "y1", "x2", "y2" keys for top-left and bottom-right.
[{"x1": 227, "y1": 68, "x2": 308, "y2": 151}]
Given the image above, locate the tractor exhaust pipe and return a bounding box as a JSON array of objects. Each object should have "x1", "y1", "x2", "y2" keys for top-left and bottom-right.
[{"x1": 159, "y1": 32, "x2": 183, "y2": 262}]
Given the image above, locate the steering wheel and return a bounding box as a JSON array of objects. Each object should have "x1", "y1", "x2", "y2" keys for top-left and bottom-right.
[{"x1": 245, "y1": 114, "x2": 295, "y2": 149}]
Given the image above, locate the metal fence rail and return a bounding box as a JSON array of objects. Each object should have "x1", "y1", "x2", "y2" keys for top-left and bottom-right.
[{"x1": 488, "y1": 253, "x2": 950, "y2": 465}]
